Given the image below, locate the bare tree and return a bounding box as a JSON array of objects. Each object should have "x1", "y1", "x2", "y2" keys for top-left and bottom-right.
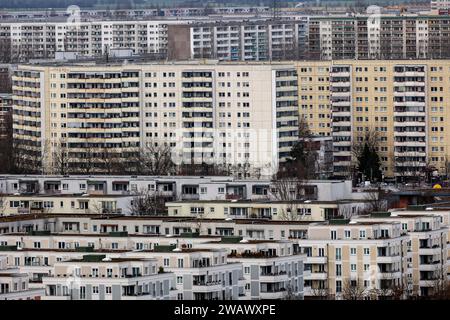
[
  {"x1": 360, "y1": 188, "x2": 388, "y2": 214},
  {"x1": 51, "y1": 138, "x2": 70, "y2": 175},
  {"x1": 0, "y1": 108, "x2": 14, "y2": 173},
  {"x1": 0, "y1": 193, "x2": 6, "y2": 216},
  {"x1": 341, "y1": 279, "x2": 367, "y2": 300},
  {"x1": 428, "y1": 266, "x2": 450, "y2": 299},
  {"x1": 100, "y1": 146, "x2": 125, "y2": 175},
  {"x1": 311, "y1": 286, "x2": 330, "y2": 300},
  {"x1": 337, "y1": 204, "x2": 353, "y2": 219},
  {"x1": 11, "y1": 139, "x2": 43, "y2": 174},
  {"x1": 270, "y1": 178, "x2": 308, "y2": 221},
  {"x1": 282, "y1": 283, "x2": 300, "y2": 300},
  {"x1": 135, "y1": 143, "x2": 175, "y2": 176},
  {"x1": 128, "y1": 189, "x2": 167, "y2": 216}
]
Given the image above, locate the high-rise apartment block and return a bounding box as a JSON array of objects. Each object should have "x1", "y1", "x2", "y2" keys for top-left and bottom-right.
[
  {"x1": 4, "y1": 13, "x2": 450, "y2": 63},
  {"x1": 12, "y1": 58, "x2": 450, "y2": 180},
  {"x1": 12, "y1": 61, "x2": 298, "y2": 176},
  {"x1": 293, "y1": 60, "x2": 450, "y2": 181}
]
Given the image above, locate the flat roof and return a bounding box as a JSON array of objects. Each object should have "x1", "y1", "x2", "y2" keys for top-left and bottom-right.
[{"x1": 0, "y1": 213, "x2": 320, "y2": 225}]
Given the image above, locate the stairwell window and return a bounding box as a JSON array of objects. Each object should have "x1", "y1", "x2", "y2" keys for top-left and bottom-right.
[
  {"x1": 336, "y1": 265, "x2": 342, "y2": 277},
  {"x1": 336, "y1": 248, "x2": 342, "y2": 261}
]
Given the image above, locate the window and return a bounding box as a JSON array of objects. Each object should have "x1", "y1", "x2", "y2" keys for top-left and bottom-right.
[
  {"x1": 359, "y1": 230, "x2": 366, "y2": 239},
  {"x1": 336, "y1": 281, "x2": 342, "y2": 293},
  {"x1": 364, "y1": 264, "x2": 369, "y2": 271},
  {"x1": 34, "y1": 242, "x2": 41, "y2": 249},
  {"x1": 93, "y1": 286, "x2": 99, "y2": 294},
  {"x1": 176, "y1": 276, "x2": 183, "y2": 284},
  {"x1": 331, "y1": 230, "x2": 337, "y2": 240},
  {"x1": 335, "y1": 248, "x2": 342, "y2": 260},
  {"x1": 351, "y1": 264, "x2": 357, "y2": 272},
  {"x1": 107, "y1": 268, "x2": 113, "y2": 278},
  {"x1": 318, "y1": 248, "x2": 325, "y2": 257},
  {"x1": 350, "y1": 248, "x2": 356, "y2": 255},
  {"x1": 364, "y1": 248, "x2": 370, "y2": 255},
  {"x1": 336, "y1": 264, "x2": 342, "y2": 276},
  {"x1": 344, "y1": 230, "x2": 351, "y2": 239},
  {"x1": 177, "y1": 259, "x2": 184, "y2": 268},
  {"x1": 79, "y1": 183, "x2": 86, "y2": 190},
  {"x1": 106, "y1": 287, "x2": 112, "y2": 294},
  {"x1": 244, "y1": 267, "x2": 250, "y2": 274},
  {"x1": 164, "y1": 258, "x2": 169, "y2": 267}
]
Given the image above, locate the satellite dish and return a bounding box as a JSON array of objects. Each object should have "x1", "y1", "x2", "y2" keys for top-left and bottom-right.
[
  {"x1": 239, "y1": 239, "x2": 249, "y2": 243},
  {"x1": 102, "y1": 257, "x2": 112, "y2": 262},
  {"x1": 165, "y1": 234, "x2": 173, "y2": 237},
  {"x1": 172, "y1": 248, "x2": 182, "y2": 252}
]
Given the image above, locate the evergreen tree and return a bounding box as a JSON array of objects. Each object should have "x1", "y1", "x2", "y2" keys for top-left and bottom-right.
[{"x1": 357, "y1": 143, "x2": 382, "y2": 182}]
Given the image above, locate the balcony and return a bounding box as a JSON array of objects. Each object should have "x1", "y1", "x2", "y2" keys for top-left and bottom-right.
[
  {"x1": 259, "y1": 290, "x2": 286, "y2": 299},
  {"x1": 376, "y1": 255, "x2": 401, "y2": 264},
  {"x1": 192, "y1": 281, "x2": 223, "y2": 292},
  {"x1": 260, "y1": 272, "x2": 289, "y2": 282},
  {"x1": 181, "y1": 194, "x2": 200, "y2": 200},
  {"x1": 307, "y1": 272, "x2": 328, "y2": 280},
  {"x1": 306, "y1": 257, "x2": 327, "y2": 264},
  {"x1": 419, "y1": 263, "x2": 442, "y2": 271},
  {"x1": 42, "y1": 296, "x2": 71, "y2": 300},
  {"x1": 377, "y1": 271, "x2": 402, "y2": 279},
  {"x1": 419, "y1": 280, "x2": 435, "y2": 287},
  {"x1": 419, "y1": 247, "x2": 441, "y2": 255}
]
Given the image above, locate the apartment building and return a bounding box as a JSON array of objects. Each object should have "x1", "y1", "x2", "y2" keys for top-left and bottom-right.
[
  {"x1": 166, "y1": 14, "x2": 450, "y2": 62},
  {"x1": 128, "y1": 248, "x2": 242, "y2": 300},
  {"x1": 298, "y1": 220, "x2": 410, "y2": 299},
  {"x1": 391, "y1": 208, "x2": 450, "y2": 279},
  {"x1": 167, "y1": 19, "x2": 308, "y2": 61},
  {"x1": 353, "y1": 210, "x2": 449, "y2": 294},
  {"x1": 42, "y1": 255, "x2": 174, "y2": 300},
  {"x1": 0, "y1": 175, "x2": 366, "y2": 202},
  {"x1": 0, "y1": 272, "x2": 44, "y2": 300},
  {"x1": 3, "y1": 13, "x2": 450, "y2": 63},
  {"x1": 0, "y1": 19, "x2": 188, "y2": 62},
  {"x1": 12, "y1": 61, "x2": 298, "y2": 176},
  {"x1": 431, "y1": 1, "x2": 450, "y2": 10},
  {"x1": 195, "y1": 239, "x2": 306, "y2": 300},
  {"x1": 0, "y1": 194, "x2": 133, "y2": 216},
  {"x1": 166, "y1": 199, "x2": 372, "y2": 221},
  {"x1": 294, "y1": 60, "x2": 450, "y2": 181}
]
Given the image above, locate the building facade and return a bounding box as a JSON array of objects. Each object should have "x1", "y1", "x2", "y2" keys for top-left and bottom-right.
[
  {"x1": 293, "y1": 60, "x2": 450, "y2": 181},
  {"x1": 12, "y1": 61, "x2": 298, "y2": 176}
]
